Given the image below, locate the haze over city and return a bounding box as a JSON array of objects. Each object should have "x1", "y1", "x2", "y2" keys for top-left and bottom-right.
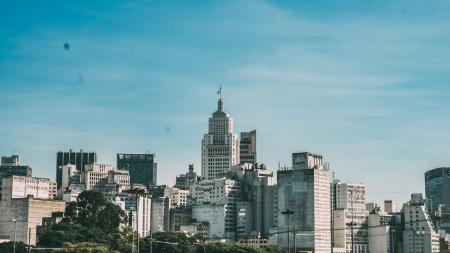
[{"x1": 2, "y1": 0, "x2": 450, "y2": 207}]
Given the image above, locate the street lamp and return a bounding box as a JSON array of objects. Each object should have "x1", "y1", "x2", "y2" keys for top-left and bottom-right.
[
  {"x1": 11, "y1": 219, "x2": 17, "y2": 253},
  {"x1": 281, "y1": 209, "x2": 295, "y2": 253}
]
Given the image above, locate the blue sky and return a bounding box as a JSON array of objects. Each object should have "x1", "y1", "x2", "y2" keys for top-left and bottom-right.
[{"x1": 1, "y1": 0, "x2": 450, "y2": 205}]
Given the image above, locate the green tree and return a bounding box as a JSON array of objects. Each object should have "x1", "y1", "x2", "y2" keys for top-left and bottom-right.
[{"x1": 0, "y1": 241, "x2": 28, "y2": 253}]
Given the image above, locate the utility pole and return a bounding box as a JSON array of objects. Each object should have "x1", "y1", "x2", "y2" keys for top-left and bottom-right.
[
  {"x1": 28, "y1": 228, "x2": 31, "y2": 253},
  {"x1": 282, "y1": 209, "x2": 295, "y2": 253},
  {"x1": 12, "y1": 219, "x2": 17, "y2": 253}
]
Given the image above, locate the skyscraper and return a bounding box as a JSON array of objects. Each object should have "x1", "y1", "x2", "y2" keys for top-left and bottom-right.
[
  {"x1": 277, "y1": 152, "x2": 331, "y2": 253},
  {"x1": 425, "y1": 167, "x2": 450, "y2": 215},
  {"x1": 117, "y1": 153, "x2": 157, "y2": 187},
  {"x1": 201, "y1": 98, "x2": 239, "y2": 179},
  {"x1": 56, "y1": 149, "x2": 97, "y2": 190},
  {"x1": 240, "y1": 130, "x2": 257, "y2": 165}
]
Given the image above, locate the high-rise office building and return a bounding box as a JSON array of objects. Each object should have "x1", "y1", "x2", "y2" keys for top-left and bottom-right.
[
  {"x1": 190, "y1": 178, "x2": 241, "y2": 240},
  {"x1": 117, "y1": 153, "x2": 157, "y2": 187},
  {"x1": 277, "y1": 152, "x2": 331, "y2": 253},
  {"x1": 228, "y1": 163, "x2": 275, "y2": 239},
  {"x1": 0, "y1": 155, "x2": 32, "y2": 200},
  {"x1": 240, "y1": 130, "x2": 256, "y2": 165},
  {"x1": 201, "y1": 98, "x2": 239, "y2": 180},
  {"x1": 56, "y1": 149, "x2": 97, "y2": 189},
  {"x1": 425, "y1": 167, "x2": 450, "y2": 215},
  {"x1": 332, "y1": 180, "x2": 369, "y2": 253},
  {"x1": 402, "y1": 193, "x2": 440, "y2": 253}
]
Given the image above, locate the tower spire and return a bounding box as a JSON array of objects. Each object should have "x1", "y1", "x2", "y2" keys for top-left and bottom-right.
[{"x1": 217, "y1": 85, "x2": 224, "y2": 112}]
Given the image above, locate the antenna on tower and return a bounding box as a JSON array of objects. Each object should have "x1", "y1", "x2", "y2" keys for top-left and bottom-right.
[{"x1": 217, "y1": 84, "x2": 222, "y2": 99}]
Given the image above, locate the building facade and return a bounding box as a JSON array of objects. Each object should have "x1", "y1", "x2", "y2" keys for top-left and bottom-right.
[
  {"x1": 277, "y1": 152, "x2": 331, "y2": 253},
  {"x1": 332, "y1": 181, "x2": 369, "y2": 253},
  {"x1": 0, "y1": 176, "x2": 65, "y2": 245},
  {"x1": 164, "y1": 187, "x2": 189, "y2": 208},
  {"x1": 189, "y1": 178, "x2": 241, "y2": 240},
  {"x1": 175, "y1": 164, "x2": 200, "y2": 190},
  {"x1": 201, "y1": 99, "x2": 239, "y2": 180},
  {"x1": 56, "y1": 149, "x2": 97, "y2": 190},
  {"x1": 402, "y1": 193, "x2": 440, "y2": 253},
  {"x1": 425, "y1": 167, "x2": 450, "y2": 216},
  {"x1": 239, "y1": 130, "x2": 256, "y2": 165},
  {"x1": 0, "y1": 162, "x2": 32, "y2": 200},
  {"x1": 117, "y1": 153, "x2": 157, "y2": 187},
  {"x1": 228, "y1": 163, "x2": 275, "y2": 239}
]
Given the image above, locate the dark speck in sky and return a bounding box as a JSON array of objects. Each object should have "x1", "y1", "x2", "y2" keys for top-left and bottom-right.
[{"x1": 63, "y1": 42, "x2": 70, "y2": 50}]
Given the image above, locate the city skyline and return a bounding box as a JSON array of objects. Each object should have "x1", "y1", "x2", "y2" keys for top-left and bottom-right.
[{"x1": 2, "y1": 0, "x2": 450, "y2": 206}]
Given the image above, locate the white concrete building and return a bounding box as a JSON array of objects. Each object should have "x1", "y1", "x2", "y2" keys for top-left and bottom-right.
[
  {"x1": 368, "y1": 210, "x2": 393, "y2": 253},
  {"x1": 190, "y1": 178, "x2": 241, "y2": 240},
  {"x1": 402, "y1": 193, "x2": 440, "y2": 253},
  {"x1": 164, "y1": 187, "x2": 189, "y2": 208},
  {"x1": 1, "y1": 176, "x2": 51, "y2": 200},
  {"x1": 332, "y1": 181, "x2": 369, "y2": 253},
  {"x1": 109, "y1": 193, "x2": 152, "y2": 237},
  {"x1": 201, "y1": 98, "x2": 239, "y2": 180},
  {"x1": 277, "y1": 152, "x2": 331, "y2": 253},
  {"x1": 83, "y1": 163, "x2": 113, "y2": 190}
]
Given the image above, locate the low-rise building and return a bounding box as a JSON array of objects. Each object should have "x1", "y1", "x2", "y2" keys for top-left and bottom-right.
[{"x1": 0, "y1": 176, "x2": 65, "y2": 245}]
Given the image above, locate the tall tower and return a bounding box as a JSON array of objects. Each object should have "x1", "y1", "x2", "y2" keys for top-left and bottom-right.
[
  {"x1": 277, "y1": 152, "x2": 331, "y2": 253},
  {"x1": 201, "y1": 98, "x2": 239, "y2": 180}
]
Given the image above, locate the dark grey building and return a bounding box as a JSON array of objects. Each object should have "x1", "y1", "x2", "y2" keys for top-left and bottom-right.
[
  {"x1": 175, "y1": 164, "x2": 200, "y2": 190},
  {"x1": 117, "y1": 153, "x2": 157, "y2": 187},
  {"x1": 0, "y1": 155, "x2": 32, "y2": 200},
  {"x1": 425, "y1": 167, "x2": 450, "y2": 215},
  {"x1": 240, "y1": 130, "x2": 256, "y2": 165},
  {"x1": 56, "y1": 149, "x2": 97, "y2": 189}
]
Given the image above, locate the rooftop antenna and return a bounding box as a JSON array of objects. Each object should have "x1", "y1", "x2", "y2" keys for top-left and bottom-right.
[{"x1": 217, "y1": 84, "x2": 222, "y2": 99}]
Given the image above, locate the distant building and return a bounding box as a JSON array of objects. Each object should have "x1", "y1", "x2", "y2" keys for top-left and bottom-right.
[
  {"x1": 169, "y1": 206, "x2": 192, "y2": 232},
  {"x1": 1, "y1": 176, "x2": 51, "y2": 200},
  {"x1": 425, "y1": 167, "x2": 450, "y2": 216},
  {"x1": 56, "y1": 149, "x2": 96, "y2": 190},
  {"x1": 190, "y1": 178, "x2": 241, "y2": 240},
  {"x1": 228, "y1": 163, "x2": 275, "y2": 239},
  {"x1": 109, "y1": 192, "x2": 152, "y2": 237},
  {"x1": 148, "y1": 185, "x2": 168, "y2": 198},
  {"x1": 368, "y1": 210, "x2": 392, "y2": 253},
  {"x1": 332, "y1": 180, "x2": 369, "y2": 253},
  {"x1": 175, "y1": 164, "x2": 200, "y2": 190},
  {"x1": 201, "y1": 98, "x2": 239, "y2": 180},
  {"x1": 49, "y1": 181, "x2": 57, "y2": 200},
  {"x1": 151, "y1": 197, "x2": 170, "y2": 233},
  {"x1": 1, "y1": 155, "x2": 20, "y2": 166},
  {"x1": 0, "y1": 158, "x2": 32, "y2": 200},
  {"x1": 402, "y1": 193, "x2": 440, "y2": 253},
  {"x1": 240, "y1": 130, "x2": 256, "y2": 165},
  {"x1": 180, "y1": 222, "x2": 209, "y2": 238},
  {"x1": 276, "y1": 152, "x2": 331, "y2": 253},
  {"x1": 164, "y1": 187, "x2": 189, "y2": 208},
  {"x1": 83, "y1": 163, "x2": 130, "y2": 195},
  {"x1": 117, "y1": 153, "x2": 157, "y2": 187},
  {"x1": 384, "y1": 200, "x2": 396, "y2": 214},
  {"x1": 0, "y1": 176, "x2": 65, "y2": 245}
]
